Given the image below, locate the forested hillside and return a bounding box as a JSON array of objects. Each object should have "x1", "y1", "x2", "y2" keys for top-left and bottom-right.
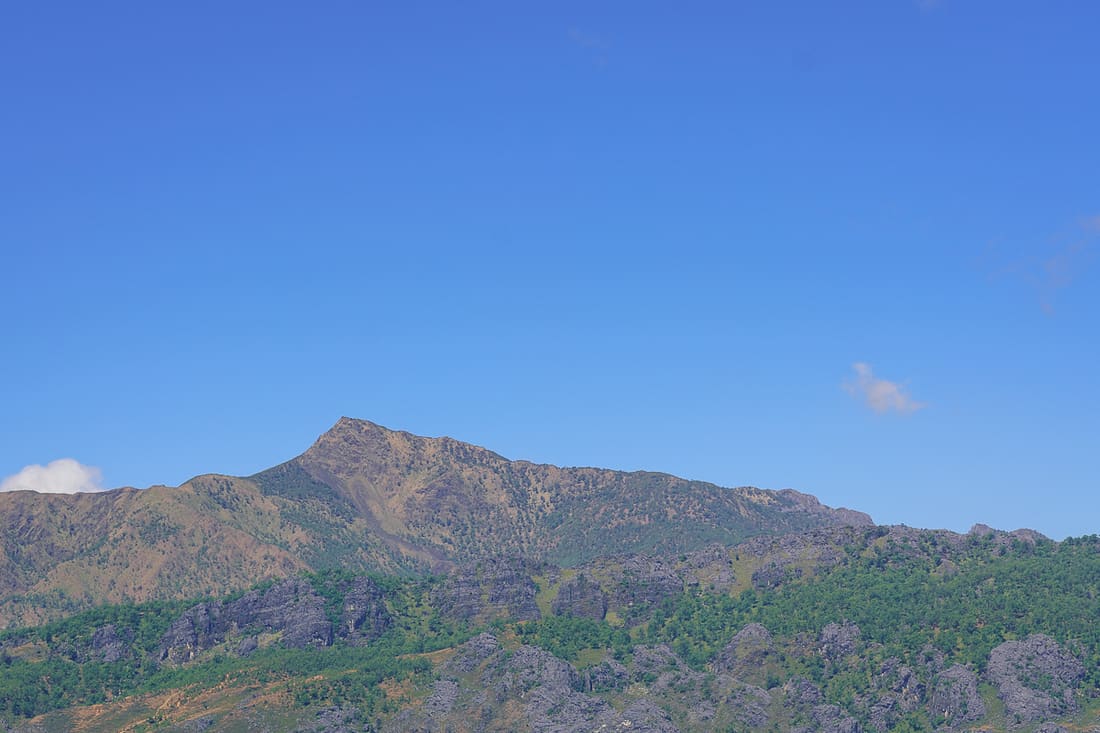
[{"x1": 2, "y1": 526, "x2": 1097, "y2": 732}]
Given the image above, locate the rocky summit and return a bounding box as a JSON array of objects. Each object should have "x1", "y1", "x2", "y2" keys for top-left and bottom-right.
[{"x1": 0, "y1": 417, "x2": 868, "y2": 627}]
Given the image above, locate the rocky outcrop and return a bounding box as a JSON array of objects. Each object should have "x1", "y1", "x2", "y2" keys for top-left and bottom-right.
[
  {"x1": 443, "y1": 631, "x2": 501, "y2": 674},
  {"x1": 485, "y1": 644, "x2": 581, "y2": 697},
  {"x1": 819, "y1": 622, "x2": 862, "y2": 662},
  {"x1": 340, "y1": 576, "x2": 391, "y2": 643},
  {"x1": 298, "y1": 705, "x2": 370, "y2": 732},
  {"x1": 929, "y1": 664, "x2": 985, "y2": 728},
  {"x1": 583, "y1": 658, "x2": 629, "y2": 692},
  {"x1": 432, "y1": 558, "x2": 541, "y2": 622},
  {"x1": 551, "y1": 573, "x2": 607, "y2": 620},
  {"x1": 986, "y1": 634, "x2": 1084, "y2": 724},
  {"x1": 159, "y1": 602, "x2": 225, "y2": 663},
  {"x1": 718, "y1": 682, "x2": 772, "y2": 730},
  {"x1": 159, "y1": 578, "x2": 333, "y2": 662},
  {"x1": 711, "y1": 623, "x2": 775, "y2": 683},
  {"x1": 857, "y1": 658, "x2": 924, "y2": 732},
  {"x1": 89, "y1": 624, "x2": 132, "y2": 663},
  {"x1": 812, "y1": 704, "x2": 863, "y2": 733},
  {"x1": 610, "y1": 557, "x2": 683, "y2": 608}
]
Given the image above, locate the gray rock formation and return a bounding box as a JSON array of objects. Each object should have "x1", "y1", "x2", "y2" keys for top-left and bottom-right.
[
  {"x1": 610, "y1": 556, "x2": 684, "y2": 608},
  {"x1": 819, "y1": 622, "x2": 862, "y2": 661},
  {"x1": 860, "y1": 658, "x2": 924, "y2": 731},
  {"x1": 711, "y1": 623, "x2": 775, "y2": 683},
  {"x1": 443, "y1": 631, "x2": 501, "y2": 674},
  {"x1": 987, "y1": 634, "x2": 1084, "y2": 724},
  {"x1": 583, "y1": 658, "x2": 629, "y2": 692},
  {"x1": 159, "y1": 578, "x2": 333, "y2": 662},
  {"x1": 432, "y1": 558, "x2": 541, "y2": 622},
  {"x1": 812, "y1": 704, "x2": 863, "y2": 733},
  {"x1": 929, "y1": 664, "x2": 985, "y2": 728},
  {"x1": 340, "y1": 576, "x2": 391, "y2": 643},
  {"x1": 551, "y1": 573, "x2": 608, "y2": 620},
  {"x1": 718, "y1": 681, "x2": 772, "y2": 729},
  {"x1": 89, "y1": 624, "x2": 131, "y2": 663}
]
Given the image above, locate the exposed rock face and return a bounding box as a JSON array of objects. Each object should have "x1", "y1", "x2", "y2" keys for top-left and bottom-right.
[
  {"x1": 486, "y1": 644, "x2": 580, "y2": 697},
  {"x1": 551, "y1": 573, "x2": 608, "y2": 620},
  {"x1": 443, "y1": 632, "x2": 501, "y2": 674},
  {"x1": 298, "y1": 705, "x2": 370, "y2": 732},
  {"x1": 819, "y1": 622, "x2": 862, "y2": 661},
  {"x1": 718, "y1": 682, "x2": 772, "y2": 730},
  {"x1": 432, "y1": 558, "x2": 540, "y2": 622},
  {"x1": 631, "y1": 644, "x2": 689, "y2": 680},
  {"x1": 159, "y1": 578, "x2": 334, "y2": 662},
  {"x1": 860, "y1": 658, "x2": 924, "y2": 732},
  {"x1": 752, "y1": 561, "x2": 803, "y2": 589},
  {"x1": 419, "y1": 679, "x2": 459, "y2": 719},
  {"x1": 583, "y1": 659, "x2": 629, "y2": 692},
  {"x1": 403, "y1": 635, "x2": 687, "y2": 733},
  {"x1": 89, "y1": 624, "x2": 131, "y2": 663},
  {"x1": 812, "y1": 703, "x2": 863, "y2": 733},
  {"x1": 987, "y1": 634, "x2": 1084, "y2": 724},
  {"x1": 159, "y1": 602, "x2": 224, "y2": 663},
  {"x1": 784, "y1": 676, "x2": 825, "y2": 707},
  {"x1": 610, "y1": 557, "x2": 684, "y2": 608},
  {"x1": 712, "y1": 623, "x2": 774, "y2": 682},
  {"x1": 929, "y1": 664, "x2": 985, "y2": 727},
  {"x1": 340, "y1": 576, "x2": 391, "y2": 643},
  {"x1": 600, "y1": 699, "x2": 680, "y2": 733}
]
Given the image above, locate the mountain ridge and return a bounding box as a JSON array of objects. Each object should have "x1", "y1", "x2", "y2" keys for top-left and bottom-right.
[{"x1": 1, "y1": 416, "x2": 870, "y2": 627}]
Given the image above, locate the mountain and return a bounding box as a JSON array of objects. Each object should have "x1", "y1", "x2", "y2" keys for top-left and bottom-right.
[{"x1": 0, "y1": 417, "x2": 869, "y2": 627}]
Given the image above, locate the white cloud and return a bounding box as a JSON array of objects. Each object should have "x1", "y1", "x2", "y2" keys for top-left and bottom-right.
[
  {"x1": 845, "y1": 362, "x2": 926, "y2": 415},
  {"x1": 0, "y1": 459, "x2": 106, "y2": 494}
]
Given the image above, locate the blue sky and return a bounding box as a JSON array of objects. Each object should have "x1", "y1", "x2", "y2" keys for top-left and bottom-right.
[{"x1": 2, "y1": 2, "x2": 1097, "y2": 538}]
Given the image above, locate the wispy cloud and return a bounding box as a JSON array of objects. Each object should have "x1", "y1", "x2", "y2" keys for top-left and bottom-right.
[
  {"x1": 844, "y1": 362, "x2": 926, "y2": 415},
  {"x1": 567, "y1": 27, "x2": 609, "y2": 66},
  {"x1": 980, "y1": 215, "x2": 1098, "y2": 314},
  {"x1": 0, "y1": 459, "x2": 106, "y2": 494},
  {"x1": 567, "y1": 28, "x2": 608, "y2": 50}
]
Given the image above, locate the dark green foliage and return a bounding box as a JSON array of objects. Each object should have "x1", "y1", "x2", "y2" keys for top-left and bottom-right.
[
  {"x1": 250, "y1": 461, "x2": 352, "y2": 515},
  {"x1": 515, "y1": 614, "x2": 632, "y2": 663}
]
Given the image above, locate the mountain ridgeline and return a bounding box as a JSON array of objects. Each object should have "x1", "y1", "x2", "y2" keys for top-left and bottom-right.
[{"x1": 0, "y1": 417, "x2": 868, "y2": 627}]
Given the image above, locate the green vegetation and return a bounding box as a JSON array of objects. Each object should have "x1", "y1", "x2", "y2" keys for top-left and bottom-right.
[{"x1": 2, "y1": 533, "x2": 1099, "y2": 731}]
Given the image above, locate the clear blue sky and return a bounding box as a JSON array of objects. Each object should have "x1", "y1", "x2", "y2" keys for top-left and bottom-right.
[{"x1": 2, "y1": 2, "x2": 1097, "y2": 538}]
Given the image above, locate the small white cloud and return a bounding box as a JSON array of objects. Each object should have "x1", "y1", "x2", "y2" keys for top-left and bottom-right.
[
  {"x1": 844, "y1": 362, "x2": 926, "y2": 415},
  {"x1": 0, "y1": 459, "x2": 106, "y2": 494}
]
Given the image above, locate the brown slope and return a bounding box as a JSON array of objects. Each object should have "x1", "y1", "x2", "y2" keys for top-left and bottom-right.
[
  {"x1": 293, "y1": 417, "x2": 872, "y2": 567},
  {"x1": 0, "y1": 417, "x2": 870, "y2": 628},
  {"x1": 0, "y1": 472, "x2": 403, "y2": 628}
]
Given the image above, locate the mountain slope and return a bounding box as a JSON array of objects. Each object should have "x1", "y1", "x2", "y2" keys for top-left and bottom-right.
[
  {"x1": 289, "y1": 417, "x2": 871, "y2": 566},
  {"x1": 0, "y1": 417, "x2": 869, "y2": 627}
]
